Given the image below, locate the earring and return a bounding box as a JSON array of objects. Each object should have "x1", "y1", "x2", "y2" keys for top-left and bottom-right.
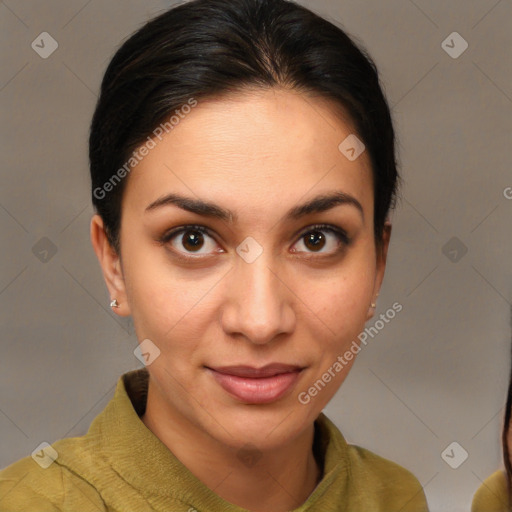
[
  {"x1": 370, "y1": 302, "x2": 376, "y2": 309},
  {"x1": 110, "y1": 299, "x2": 120, "y2": 308}
]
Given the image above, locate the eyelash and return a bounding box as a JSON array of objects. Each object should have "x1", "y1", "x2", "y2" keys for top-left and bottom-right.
[{"x1": 157, "y1": 223, "x2": 350, "y2": 261}]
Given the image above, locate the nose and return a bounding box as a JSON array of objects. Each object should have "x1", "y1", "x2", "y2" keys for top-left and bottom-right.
[{"x1": 221, "y1": 249, "x2": 296, "y2": 346}]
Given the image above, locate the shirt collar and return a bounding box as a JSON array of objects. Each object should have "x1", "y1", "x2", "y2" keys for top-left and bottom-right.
[{"x1": 86, "y1": 368, "x2": 350, "y2": 510}]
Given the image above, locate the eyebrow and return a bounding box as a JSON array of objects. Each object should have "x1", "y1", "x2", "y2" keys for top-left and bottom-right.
[{"x1": 145, "y1": 191, "x2": 364, "y2": 223}]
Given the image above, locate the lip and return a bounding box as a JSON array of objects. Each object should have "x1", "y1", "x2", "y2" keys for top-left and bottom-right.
[
  {"x1": 206, "y1": 364, "x2": 304, "y2": 404},
  {"x1": 209, "y1": 363, "x2": 303, "y2": 378}
]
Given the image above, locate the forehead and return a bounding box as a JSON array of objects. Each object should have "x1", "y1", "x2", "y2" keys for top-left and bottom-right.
[{"x1": 123, "y1": 88, "x2": 374, "y2": 219}]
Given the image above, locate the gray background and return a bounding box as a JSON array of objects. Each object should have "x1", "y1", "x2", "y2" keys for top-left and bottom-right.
[{"x1": 1, "y1": 0, "x2": 511, "y2": 510}]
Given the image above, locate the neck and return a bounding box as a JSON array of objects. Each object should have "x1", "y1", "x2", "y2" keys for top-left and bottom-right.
[{"x1": 141, "y1": 381, "x2": 321, "y2": 512}]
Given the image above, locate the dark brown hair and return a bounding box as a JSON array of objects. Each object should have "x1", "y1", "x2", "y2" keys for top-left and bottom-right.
[
  {"x1": 89, "y1": 0, "x2": 400, "y2": 254},
  {"x1": 503, "y1": 304, "x2": 512, "y2": 509}
]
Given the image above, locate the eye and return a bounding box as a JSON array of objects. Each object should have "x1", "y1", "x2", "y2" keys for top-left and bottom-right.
[
  {"x1": 159, "y1": 225, "x2": 221, "y2": 258},
  {"x1": 158, "y1": 223, "x2": 350, "y2": 261},
  {"x1": 291, "y1": 224, "x2": 349, "y2": 256}
]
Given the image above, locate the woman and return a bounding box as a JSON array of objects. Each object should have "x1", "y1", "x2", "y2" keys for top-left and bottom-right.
[
  {"x1": 0, "y1": 0, "x2": 429, "y2": 510},
  {"x1": 472, "y1": 323, "x2": 512, "y2": 512}
]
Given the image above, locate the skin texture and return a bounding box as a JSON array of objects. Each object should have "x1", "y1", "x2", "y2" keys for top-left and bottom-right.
[{"x1": 90, "y1": 87, "x2": 391, "y2": 512}]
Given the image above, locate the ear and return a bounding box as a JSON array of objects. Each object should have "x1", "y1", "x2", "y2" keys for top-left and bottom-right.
[
  {"x1": 90, "y1": 214, "x2": 131, "y2": 317},
  {"x1": 366, "y1": 220, "x2": 392, "y2": 321}
]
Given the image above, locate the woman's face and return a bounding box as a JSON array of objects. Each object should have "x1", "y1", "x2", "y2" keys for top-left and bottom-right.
[{"x1": 93, "y1": 88, "x2": 390, "y2": 451}]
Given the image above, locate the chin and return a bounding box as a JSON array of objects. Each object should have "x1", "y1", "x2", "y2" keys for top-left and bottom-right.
[{"x1": 204, "y1": 402, "x2": 315, "y2": 449}]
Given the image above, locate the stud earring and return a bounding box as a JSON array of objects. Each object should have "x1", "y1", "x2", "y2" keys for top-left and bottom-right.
[{"x1": 110, "y1": 299, "x2": 120, "y2": 308}]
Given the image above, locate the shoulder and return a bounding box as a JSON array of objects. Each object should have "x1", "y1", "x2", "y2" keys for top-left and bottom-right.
[
  {"x1": 471, "y1": 470, "x2": 509, "y2": 512},
  {"x1": 0, "y1": 449, "x2": 105, "y2": 512},
  {"x1": 0, "y1": 455, "x2": 62, "y2": 511},
  {"x1": 346, "y1": 443, "x2": 424, "y2": 487},
  {"x1": 346, "y1": 444, "x2": 429, "y2": 511}
]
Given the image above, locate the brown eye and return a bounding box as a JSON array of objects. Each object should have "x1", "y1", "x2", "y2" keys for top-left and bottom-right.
[
  {"x1": 160, "y1": 225, "x2": 220, "y2": 258},
  {"x1": 303, "y1": 231, "x2": 326, "y2": 252},
  {"x1": 292, "y1": 224, "x2": 349, "y2": 256},
  {"x1": 181, "y1": 230, "x2": 206, "y2": 252}
]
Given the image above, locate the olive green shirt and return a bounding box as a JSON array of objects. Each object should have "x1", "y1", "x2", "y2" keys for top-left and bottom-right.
[
  {"x1": 472, "y1": 470, "x2": 510, "y2": 512},
  {"x1": 0, "y1": 369, "x2": 429, "y2": 511}
]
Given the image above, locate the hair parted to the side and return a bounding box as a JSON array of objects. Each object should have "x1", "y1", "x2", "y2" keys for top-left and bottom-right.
[{"x1": 89, "y1": 0, "x2": 401, "y2": 255}]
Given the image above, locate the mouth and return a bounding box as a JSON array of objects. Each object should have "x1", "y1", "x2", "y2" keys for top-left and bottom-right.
[{"x1": 205, "y1": 363, "x2": 305, "y2": 404}]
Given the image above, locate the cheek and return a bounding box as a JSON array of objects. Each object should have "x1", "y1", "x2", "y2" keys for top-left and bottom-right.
[
  {"x1": 309, "y1": 288, "x2": 371, "y2": 360},
  {"x1": 120, "y1": 239, "x2": 191, "y2": 335},
  {"x1": 128, "y1": 272, "x2": 210, "y2": 339},
  {"x1": 305, "y1": 261, "x2": 375, "y2": 341}
]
